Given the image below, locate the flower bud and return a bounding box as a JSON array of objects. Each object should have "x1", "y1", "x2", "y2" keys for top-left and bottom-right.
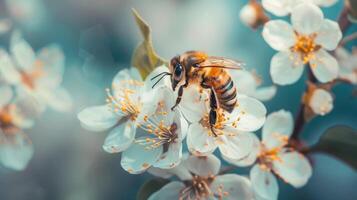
[
  {"x1": 239, "y1": 0, "x2": 269, "y2": 29},
  {"x1": 303, "y1": 83, "x2": 333, "y2": 120}
]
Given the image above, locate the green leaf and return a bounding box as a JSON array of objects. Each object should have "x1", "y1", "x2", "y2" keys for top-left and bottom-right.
[
  {"x1": 136, "y1": 178, "x2": 169, "y2": 200},
  {"x1": 309, "y1": 125, "x2": 357, "y2": 170},
  {"x1": 131, "y1": 9, "x2": 168, "y2": 80}
]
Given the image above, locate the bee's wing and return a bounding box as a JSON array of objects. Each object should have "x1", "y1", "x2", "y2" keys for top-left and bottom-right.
[{"x1": 198, "y1": 56, "x2": 245, "y2": 70}]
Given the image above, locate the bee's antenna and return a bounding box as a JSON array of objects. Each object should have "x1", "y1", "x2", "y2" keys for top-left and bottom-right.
[
  {"x1": 151, "y1": 71, "x2": 170, "y2": 81},
  {"x1": 151, "y1": 73, "x2": 171, "y2": 89}
]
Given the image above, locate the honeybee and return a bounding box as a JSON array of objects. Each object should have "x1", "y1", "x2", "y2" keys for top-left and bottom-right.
[{"x1": 151, "y1": 51, "x2": 244, "y2": 136}]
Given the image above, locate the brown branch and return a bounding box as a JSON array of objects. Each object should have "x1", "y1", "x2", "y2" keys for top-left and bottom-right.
[
  {"x1": 291, "y1": 67, "x2": 317, "y2": 140},
  {"x1": 338, "y1": 5, "x2": 351, "y2": 33},
  {"x1": 339, "y1": 32, "x2": 357, "y2": 47}
]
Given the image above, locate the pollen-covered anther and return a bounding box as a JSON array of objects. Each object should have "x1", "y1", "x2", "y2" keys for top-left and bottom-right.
[
  {"x1": 291, "y1": 33, "x2": 321, "y2": 64},
  {"x1": 105, "y1": 87, "x2": 141, "y2": 121}
]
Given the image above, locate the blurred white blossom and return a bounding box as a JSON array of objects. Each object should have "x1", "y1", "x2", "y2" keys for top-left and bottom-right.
[
  {"x1": 335, "y1": 47, "x2": 357, "y2": 84},
  {"x1": 148, "y1": 154, "x2": 254, "y2": 200},
  {"x1": 263, "y1": 3, "x2": 342, "y2": 85},
  {"x1": 225, "y1": 110, "x2": 312, "y2": 200},
  {"x1": 0, "y1": 87, "x2": 35, "y2": 170},
  {"x1": 231, "y1": 70, "x2": 277, "y2": 101},
  {"x1": 262, "y1": 0, "x2": 338, "y2": 16},
  {"x1": 0, "y1": 32, "x2": 72, "y2": 113}
]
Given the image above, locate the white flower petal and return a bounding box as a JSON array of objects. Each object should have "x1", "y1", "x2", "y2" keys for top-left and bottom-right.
[
  {"x1": 10, "y1": 33, "x2": 36, "y2": 71},
  {"x1": 36, "y1": 44, "x2": 65, "y2": 88},
  {"x1": 111, "y1": 67, "x2": 143, "y2": 102},
  {"x1": 263, "y1": 20, "x2": 295, "y2": 51},
  {"x1": 228, "y1": 95, "x2": 266, "y2": 132},
  {"x1": 262, "y1": 0, "x2": 298, "y2": 16},
  {"x1": 291, "y1": 3, "x2": 324, "y2": 35},
  {"x1": 179, "y1": 84, "x2": 209, "y2": 123},
  {"x1": 147, "y1": 167, "x2": 174, "y2": 179},
  {"x1": 39, "y1": 86, "x2": 72, "y2": 112},
  {"x1": 77, "y1": 105, "x2": 119, "y2": 132},
  {"x1": 148, "y1": 181, "x2": 185, "y2": 200},
  {"x1": 187, "y1": 123, "x2": 217, "y2": 155},
  {"x1": 273, "y1": 151, "x2": 312, "y2": 188},
  {"x1": 309, "y1": 88, "x2": 333, "y2": 115},
  {"x1": 0, "y1": 49, "x2": 21, "y2": 84},
  {"x1": 254, "y1": 86, "x2": 277, "y2": 101},
  {"x1": 102, "y1": 121, "x2": 136, "y2": 153},
  {"x1": 218, "y1": 132, "x2": 258, "y2": 160},
  {"x1": 313, "y1": 0, "x2": 338, "y2": 7},
  {"x1": 315, "y1": 19, "x2": 342, "y2": 51},
  {"x1": 184, "y1": 154, "x2": 221, "y2": 177},
  {"x1": 154, "y1": 142, "x2": 183, "y2": 169},
  {"x1": 230, "y1": 70, "x2": 256, "y2": 96},
  {"x1": 121, "y1": 138, "x2": 163, "y2": 174},
  {"x1": 0, "y1": 132, "x2": 33, "y2": 171},
  {"x1": 262, "y1": 110, "x2": 294, "y2": 150},
  {"x1": 144, "y1": 65, "x2": 170, "y2": 90},
  {"x1": 250, "y1": 164, "x2": 279, "y2": 200},
  {"x1": 310, "y1": 49, "x2": 339, "y2": 83},
  {"x1": 270, "y1": 52, "x2": 304, "y2": 85},
  {"x1": 222, "y1": 134, "x2": 260, "y2": 167},
  {"x1": 137, "y1": 86, "x2": 175, "y2": 126},
  {"x1": 0, "y1": 85, "x2": 13, "y2": 107},
  {"x1": 211, "y1": 174, "x2": 254, "y2": 200}
]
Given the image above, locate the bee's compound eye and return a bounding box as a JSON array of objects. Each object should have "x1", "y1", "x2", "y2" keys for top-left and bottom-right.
[{"x1": 174, "y1": 63, "x2": 183, "y2": 78}]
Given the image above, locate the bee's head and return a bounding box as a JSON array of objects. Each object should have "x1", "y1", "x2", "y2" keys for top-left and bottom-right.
[{"x1": 170, "y1": 56, "x2": 184, "y2": 91}]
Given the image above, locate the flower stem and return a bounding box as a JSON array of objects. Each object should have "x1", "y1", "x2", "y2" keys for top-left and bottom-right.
[
  {"x1": 291, "y1": 67, "x2": 316, "y2": 140},
  {"x1": 338, "y1": 5, "x2": 351, "y2": 33}
]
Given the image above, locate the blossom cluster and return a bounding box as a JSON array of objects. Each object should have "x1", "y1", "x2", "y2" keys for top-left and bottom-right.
[
  {"x1": 0, "y1": 31, "x2": 71, "y2": 170},
  {"x1": 78, "y1": 63, "x2": 312, "y2": 199}
]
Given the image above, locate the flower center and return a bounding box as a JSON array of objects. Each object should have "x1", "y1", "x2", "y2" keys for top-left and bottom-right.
[
  {"x1": 136, "y1": 100, "x2": 178, "y2": 150},
  {"x1": 258, "y1": 133, "x2": 288, "y2": 170},
  {"x1": 199, "y1": 107, "x2": 244, "y2": 137},
  {"x1": 106, "y1": 80, "x2": 143, "y2": 121},
  {"x1": 20, "y1": 60, "x2": 44, "y2": 90},
  {"x1": 136, "y1": 122, "x2": 178, "y2": 150},
  {"x1": 291, "y1": 33, "x2": 321, "y2": 64},
  {"x1": 180, "y1": 175, "x2": 215, "y2": 199},
  {"x1": 0, "y1": 105, "x2": 18, "y2": 135}
]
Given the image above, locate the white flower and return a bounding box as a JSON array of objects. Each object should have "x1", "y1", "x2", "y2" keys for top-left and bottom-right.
[
  {"x1": 263, "y1": 3, "x2": 342, "y2": 85},
  {"x1": 230, "y1": 70, "x2": 277, "y2": 101},
  {"x1": 225, "y1": 110, "x2": 312, "y2": 200},
  {"x1": 78, "y1": 68, "x2": 143, "y2": 154},
  {"x1": 0, "y1": 32, "x2": 72, "y2": 112},
  {"x1": 306, "y1": 88, "x2": 334, "y2": 116},
  {"x1": 335, "y1": 47, "x2": 357, "y2": 84},
  {"x1": 262, "y1": 0, "x2": 338, "y2": 16},
  {"x1": 120, "y1": 85, "x2": 188, "y2": 173},
  {"x1": 180, "y1": 84, "x2": 266, "y2": 160},
  {"x1": 0, "y1": 88, "x2": 35, "y2": 170},
  {"x1": 5, "y1": 0, "x2": 46, "y2": 30},
  {"x1": 148, "y1": 154, "x2": 254, "y2": 200},
  {"x1": 240, "y1": 1, "x2": 269, "y2": 29}
]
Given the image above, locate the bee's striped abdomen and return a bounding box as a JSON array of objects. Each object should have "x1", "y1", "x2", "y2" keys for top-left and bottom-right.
[{"x1": 206, "y1": 69, "x2": 237, "y2": 113}]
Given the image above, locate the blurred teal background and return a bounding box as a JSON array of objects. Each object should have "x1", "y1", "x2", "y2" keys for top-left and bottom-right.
[{"x1": 0, "y1": 0, "x2": 356, "y2": 199}]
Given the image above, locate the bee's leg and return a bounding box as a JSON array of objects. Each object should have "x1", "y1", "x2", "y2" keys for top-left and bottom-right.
[
  {"x1": 208, "y1": 88, "x2": 218, "y2": 137},
  {"x1": 171, "y1": 85, "x2": 184, "y2": 111}
]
